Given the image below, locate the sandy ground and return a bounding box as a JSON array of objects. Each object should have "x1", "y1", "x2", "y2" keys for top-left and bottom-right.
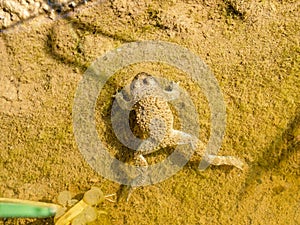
[{"x1": 0, "y1": 0, "x2": 299, "y2": 224}]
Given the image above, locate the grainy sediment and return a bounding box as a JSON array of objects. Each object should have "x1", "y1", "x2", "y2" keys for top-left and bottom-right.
[{"x1": 0, "y1": 0, "x2": 90, "y2": 30}]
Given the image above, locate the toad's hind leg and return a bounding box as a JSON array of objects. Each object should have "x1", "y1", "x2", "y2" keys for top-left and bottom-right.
[
  {"x1": 124, "y1": 139, "x2": 161, "y2": 202},
  {"x1": 125, "y1": 130, "x2": 199, "y2": 201},
  {"x1": 170, "y1": 130, "x2": 244, "y2": 170},
  {"x1": 170, "y1": 129, "x2": 205, "y2": 155},
  {"x1": 125, "y1": 155, "x2": 148, "y2": 202}
]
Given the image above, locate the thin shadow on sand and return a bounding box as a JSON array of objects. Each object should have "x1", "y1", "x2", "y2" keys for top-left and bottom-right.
[
  {"x1": 44, "y1": 10, "x2": 137, "y2": 74},
  {"x1": 238, "y1": 104, "x2": 300, "y2": 200}
]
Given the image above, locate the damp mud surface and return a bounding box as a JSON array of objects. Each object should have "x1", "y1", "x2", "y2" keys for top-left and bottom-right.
[{"x1": 0, "y1": 0, "x2": 299, "y2": 224}]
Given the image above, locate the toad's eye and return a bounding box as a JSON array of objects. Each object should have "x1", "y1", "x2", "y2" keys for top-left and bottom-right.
[{"x1": 143, "y1": 78, "x2": 149, "y2": 85}]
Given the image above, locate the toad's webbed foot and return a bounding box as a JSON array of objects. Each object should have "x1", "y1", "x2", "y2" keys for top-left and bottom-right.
[
  {"x1": 204, "y1": 155, "x2": 244, "y2": 170},
  {"x1": 121, "y1": 139, "x2": 155, "y2": 202}
]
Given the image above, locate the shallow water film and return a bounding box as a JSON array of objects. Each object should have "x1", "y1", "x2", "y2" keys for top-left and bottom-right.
[{"x1": 0, "y1": 0, "x2": 299, "y2": 224}]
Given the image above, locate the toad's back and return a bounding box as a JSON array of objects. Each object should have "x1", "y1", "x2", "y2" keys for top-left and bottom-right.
[{"x1": 133, "y1": 96, "x2": 178, "y2": 149}]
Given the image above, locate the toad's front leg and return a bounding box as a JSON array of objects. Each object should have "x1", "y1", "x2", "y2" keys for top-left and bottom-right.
[{"x1": 114, "y1": 90, "x2": 133, "y2": 110}]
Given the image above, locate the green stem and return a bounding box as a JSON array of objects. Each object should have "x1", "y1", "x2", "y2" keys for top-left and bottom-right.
[{"x1": 0, "y1": 202, "x2": 56, "y2": 218}]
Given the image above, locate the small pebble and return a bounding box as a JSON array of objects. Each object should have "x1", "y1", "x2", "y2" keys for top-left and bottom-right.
[
  {"x1": 57, "y1": 190, "x2": 72, "y2": 206},
  {"x1": 83, "y1": 187, "x2": 104, "y2": 205},
  {"x1": 69, "y1": 1, "x2": 76, "y2": 8},
  {"x1": 81, "y1": 205, "x2": 98, "y2": 223},
  {"x1": 71, "y1": 206, "x2": 97, "y2": 225},
  {"x1": 71, "y1": 214, "x2": 86, "y2": 225}
]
